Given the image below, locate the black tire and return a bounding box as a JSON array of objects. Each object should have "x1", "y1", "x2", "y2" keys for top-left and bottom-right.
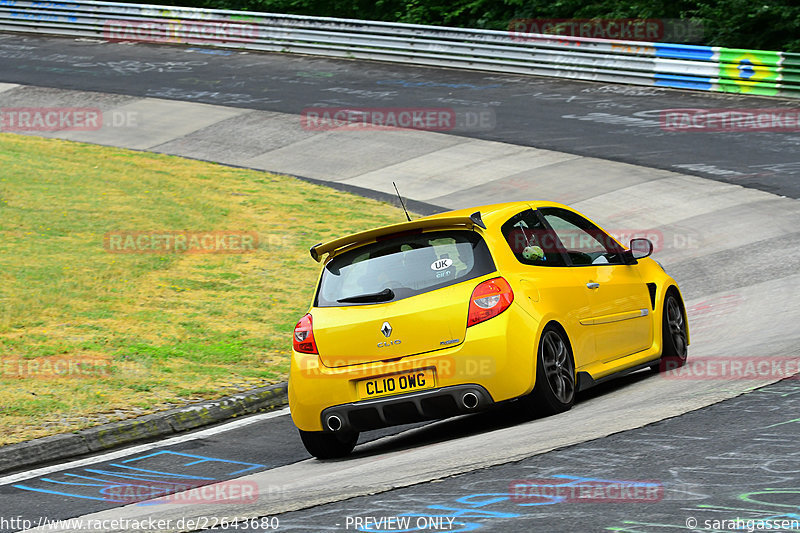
[
  {"x1": 299, "y1": 429, "x2": 359, "y2": 459},
  {"x1": 522, "y1": 324, "x2": 576, "y2": 416},
  {"x1": 651, "y1": 291, "x2": 689, "y2": 372}
]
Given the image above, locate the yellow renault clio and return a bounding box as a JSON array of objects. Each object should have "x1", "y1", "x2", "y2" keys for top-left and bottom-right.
[{"x1": 289, "y1": 202, "x2": 688, "y2": 458}]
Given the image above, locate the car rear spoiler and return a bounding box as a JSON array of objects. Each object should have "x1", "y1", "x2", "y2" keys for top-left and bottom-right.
[{"x1": 309, "y1": 211, "x2": 487, "y2": 262}]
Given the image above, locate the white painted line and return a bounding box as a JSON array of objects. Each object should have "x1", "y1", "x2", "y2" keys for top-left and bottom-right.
[{"x1": 0, "y1": 407, "x2": 290, "y2": 486}]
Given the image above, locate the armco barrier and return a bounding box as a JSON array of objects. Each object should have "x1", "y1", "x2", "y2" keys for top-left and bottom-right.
[{"x1": 0, "y1": 0, "x2": 798, "y2": 98}]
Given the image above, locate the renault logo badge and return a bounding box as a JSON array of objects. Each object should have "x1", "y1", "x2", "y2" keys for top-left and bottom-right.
[{"x1": 381, "y1": 322, "x2": 392, "y2": 338}]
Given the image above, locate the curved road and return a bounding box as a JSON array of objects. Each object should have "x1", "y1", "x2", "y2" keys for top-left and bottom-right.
[
  {"x1": 0, "y1": 32, "x2": 798, "y2": 533},
  {"x1": 0, "y1": 34, "x2": 799, "y2": 198}
]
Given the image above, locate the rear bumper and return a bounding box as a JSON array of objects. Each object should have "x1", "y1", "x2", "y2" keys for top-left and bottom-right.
[
  {"x1": 289, "y1": 302, "x2": 539, "y2": 431},
  {"x1": 320, "y1": 384, "x2": 493, "y2": 432}
]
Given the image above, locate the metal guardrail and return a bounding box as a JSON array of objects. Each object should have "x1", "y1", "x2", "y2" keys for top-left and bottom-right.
[{"x1": 0, "y1": 0, "x2": 798, "y2": 98}]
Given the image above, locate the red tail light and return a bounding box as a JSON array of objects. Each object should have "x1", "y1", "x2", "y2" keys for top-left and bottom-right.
[
  {"x1": 293, "y1": 314, "x2": 318, "y2": 354},
  {"x1": 467, "y1": 277, "x2": 514, "y2": 327}
]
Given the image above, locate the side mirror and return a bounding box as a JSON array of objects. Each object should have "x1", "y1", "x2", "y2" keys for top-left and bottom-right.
[{"x1": 630, "y1": 238, "x2": 653, "y2": 260}]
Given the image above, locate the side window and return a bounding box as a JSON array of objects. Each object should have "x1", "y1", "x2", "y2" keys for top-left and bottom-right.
[
  {"x1": 540, "y1": 208, "x2": 626, "y2": 266},
  {"x1": 501, "y1": 209, "x2": 566, "y2": 267}
]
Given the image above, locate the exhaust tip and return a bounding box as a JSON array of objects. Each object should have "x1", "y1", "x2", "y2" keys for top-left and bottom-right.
[
  {"x1": 462, "y1": 392, "x2": 479, "y2": 410},
  {"x1": 326, "y1": 415, "x2": 343, "y2": 432}
]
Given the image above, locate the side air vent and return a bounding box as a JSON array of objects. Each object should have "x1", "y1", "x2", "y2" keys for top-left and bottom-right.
[{"x1": 646, "y1": 283, "x2": 657, "y2": 310}]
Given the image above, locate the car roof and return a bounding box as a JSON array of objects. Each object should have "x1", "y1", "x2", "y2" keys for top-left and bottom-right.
[
  {"x1": 309, "y1": 200, "x2": 571, "y2": 262},
  {"x1": 418, "y1": 201, "x2": 569, "y2": 226}
]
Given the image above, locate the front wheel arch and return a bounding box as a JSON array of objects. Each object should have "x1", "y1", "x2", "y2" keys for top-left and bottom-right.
[
  {"x1": 652, "y1": 286, "x2": 689, "y2": 372},
  {"x1": 521, "y1": 321, "x2": 576, "y2": 416},
  {"x1": 662, "y1": 285, "x2": 690, "y2": 344}
]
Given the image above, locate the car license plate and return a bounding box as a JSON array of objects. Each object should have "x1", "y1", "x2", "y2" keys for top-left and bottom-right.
[{"x1": 357, "y1": 368, "x2": 436, "y2": 400}]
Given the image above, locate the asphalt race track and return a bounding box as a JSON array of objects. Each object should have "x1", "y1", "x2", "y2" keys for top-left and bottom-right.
[
  {"x1": 0, "y1": 32, "x2": 799, "y2": 533},
  {"x1": 0, "y1": 34, "x2": 799, "y2": 198},
  {"x1": 0, "y1": 412, "x2": 427, "y2": 532},
  {"x1": 248, "y1": 378, "x2": 800, "y2": 532}
]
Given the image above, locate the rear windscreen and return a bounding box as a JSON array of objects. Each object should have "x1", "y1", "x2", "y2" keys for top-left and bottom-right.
[{"x1": 315, "y1": 230, "x2": 496, "y2": 307}]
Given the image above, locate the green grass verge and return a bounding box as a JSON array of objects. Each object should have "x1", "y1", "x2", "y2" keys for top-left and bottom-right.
[{"x1": 0, "y1": 133, "x2": 408, "y2": 445}]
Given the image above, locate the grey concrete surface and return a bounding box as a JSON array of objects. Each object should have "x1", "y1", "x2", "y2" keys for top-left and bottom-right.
[
  {"x1": 57, "y1": 98, "x2": 248, "y2": 150},
  {"x1": 0, "y1": 82, "x2": 19, "y2": 94}
]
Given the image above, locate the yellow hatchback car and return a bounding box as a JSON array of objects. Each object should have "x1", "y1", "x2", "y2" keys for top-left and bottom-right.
[{"x1": 289, "y1": 202, "x2": 688, "y2": 458}]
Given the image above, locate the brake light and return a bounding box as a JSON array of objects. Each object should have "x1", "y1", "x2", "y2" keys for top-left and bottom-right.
[
  {"x1": 467, "y1": 277, "x2": 514, "y2": 327},
  {"x1": 293, "y1": 314, "x2": 318, "y2": 354}
]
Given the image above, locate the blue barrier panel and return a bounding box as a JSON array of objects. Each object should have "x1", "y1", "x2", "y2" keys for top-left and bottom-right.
[
  {"x1": 654, "y1": 73, "x2": 713, "y2": 91},
  {"x1": 654, "y1": 43, "x2": 715, "y2": 61}
]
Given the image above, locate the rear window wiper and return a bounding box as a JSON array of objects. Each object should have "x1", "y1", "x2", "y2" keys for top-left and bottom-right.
[{"x1": 337, "y1": 288, "x2": 395, "y2": 304}]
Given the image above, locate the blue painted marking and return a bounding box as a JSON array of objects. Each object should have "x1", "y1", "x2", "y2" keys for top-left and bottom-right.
[
  {"x1": 41, "y1": 476, "x2": 171, "y2": 503},
  {"x1": 427, "y1": 506, "x2": 519, "y2": 519},
  {"x1": 187, "y1": 48, "x2": 235, "y2": 56},
  {"x1": 39, "y1": 476, "x2": 108, "y2": 487},
  {"x1": 19, "y1": 473, "x2": 201, "y2": 502},
  {"x1": 51, "y1": 473, "x2": 198, "y2": 501},
  {"x1": 515, "y1": 496, "x2": 563, "y2": 507},
  {"x1": 550, "y1": 474, "x2": 658, "y2": 486},
  {"x1": 9, "y1": 11, "x2": 78, "y2": 22},
  {"x1": 42, "y1": 473, "x2": 179, "y2": 498},
  {"x1": 121, "y1": 450, "x2": 265, "y2": 475},
  {"x1": 32, "y1": 1, "x2": 80, "y2": 7},
  {"x1": 654, "y1": 73, "x2": 713, "y2": 90},
  {"x1": 738, "y1": 59, "x2": 756, "y2": 79},
  {"x1": 455, "y1": 493, "x2": 515, "y2": 507},
  {"x1": 88, "y1": 465, "x2": 214, "y2": 480},
  {"x1": 655, "y1": 43, "x2": 714, "y2": 61},
  {"x1": 14, "y1": 450, "x2": 267, "y2": 502},
  {"x1": 764, "y1": 513, "x2": 800, "y2": 520},
  {"x1": 63, "y1": 471, "x2": 208, "y2": 485},
  {"x1": 12, "y1": 485, "x2": 120, "y2": 502},
  {"x1": 97, "y1": 485, "x2": 168, "y2": 496}
]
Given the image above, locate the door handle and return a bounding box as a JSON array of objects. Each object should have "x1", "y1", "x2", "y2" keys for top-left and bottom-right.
[{"x1": 586, "y1": 282, "x2": 600, "y2": 290}]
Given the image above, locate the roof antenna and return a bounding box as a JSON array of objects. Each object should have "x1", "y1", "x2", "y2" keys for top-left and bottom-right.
[{"x1": 393, "y1": 181, "x2": 411, "y2": 222}]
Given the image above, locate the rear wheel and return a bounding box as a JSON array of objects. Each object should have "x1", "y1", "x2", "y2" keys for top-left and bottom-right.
[
  {"x1": 522, "y1": 325, "x2": 576, "y2": 416},
  {"x1": 299, "y1": 429, "x2": 359, "y2": 459},
  {"x1": 652, "y1": 291, "x2": 688, "y2": 372}
]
